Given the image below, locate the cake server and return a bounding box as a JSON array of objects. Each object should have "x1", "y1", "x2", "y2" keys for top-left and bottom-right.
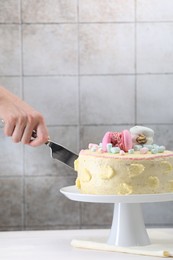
[
  {"x1": 45, "y1": 139, "x2": 78, "y2": 169},
  {"x1": 31, "y1": 130, "x2": 78, "y2": 169},
  {"x1": 0, "y1": 120, "x2": 78, "y2": 169}
]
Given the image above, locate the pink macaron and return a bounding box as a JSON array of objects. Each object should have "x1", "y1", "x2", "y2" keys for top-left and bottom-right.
[
  {"x1": 102, "y1": 130, "x2": 132, "y2": 152},
  {"x1": 122, "y1": 129, "x2": 133, "y2": 152},
  {"x1": 102, "y1": 132, "x2": 112, "y2": 152}
]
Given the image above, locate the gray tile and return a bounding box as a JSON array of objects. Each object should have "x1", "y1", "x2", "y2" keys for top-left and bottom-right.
[
  {"x1": 23, "y1": 24, "x2": 78, "y2": 75},
  {"x1": 143, "y1": 202, "x2": 173, "y2": 226},
  {"x1": 47, "y1": 126, "x2": 78, "y2": 153},
  {"x1": 23, "y1": 76, "x2": 78, "y2": 125},
  {"x1": 148, "y1": 125, "x2": 173, "y2": 151},
  {"x1": 79, "y1": 24, "x2": 135, "y2": 74},
  {"x1": 79, "y1": 0, "x2": 135, "y2": 22},
  {"x1": 0, "y1": 133, "x2": 23, "y2": 176},
  {"x1": 22, "y1": 0, "x2": 77, "y2": 23},
  {"x1": 136, "y1": 75, "x2": 173, "y2": 124},
  {"x1": 0, "y1": 25, "x2": 21, "y2": 76},
  {"x1": 0, "y1": 226, "x2": 23, "y2": 231},
  {"x1": 80, "y1": 76, "x2": 135, "y2": 124},
  {"x1": 0, "y1": 0, "x2": 20, "y2": 23},
  {"x1": 0, "y1": 177, "x2": 23, "y2": 228},
  {"x1": 137, "y1": 23, "x2": 173, "y2": 73},
  {"x1": 24, "y1": 126, "x2": 78, "y2": 176},
  {"x1": 80, "y1": 125, "x2": 133, "y2": 150},
  {"x1": 0, "y1": 78, "x2": 23, "y2": 178},
  {"x1": 25, "y1": 176, "x2": 80, "y2": 227},
  {"x1": 0, "y1": 76, "x2": 22, "y2": 97},
  {"x1": 137, "y1": 0, "x2": 173, "y2": 21},
  {"x1": 81, "y1": 203, "x2": 113, "y2": 226},
  {"x1": 25, "y1": 225, "x2": 80, "y2": 230}
]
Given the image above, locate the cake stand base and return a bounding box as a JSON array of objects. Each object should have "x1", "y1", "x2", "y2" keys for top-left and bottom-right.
[
  {"x1": 60, "y1": 186, "x2": 173, "y2": 247},
  {"x1": 108, "y1": 203, "x2": 150, "y2": 246}
]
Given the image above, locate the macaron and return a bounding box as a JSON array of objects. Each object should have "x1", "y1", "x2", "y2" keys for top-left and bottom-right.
[
  {"x1": 101, "y1": 130, "x2": 132, "y2": 152},
  {"x1": 102, "y1": 132, "x2": 112, "y2": 152},
  {"x1": 122, "y1": 129, "x2": 133, "y2": 152}
]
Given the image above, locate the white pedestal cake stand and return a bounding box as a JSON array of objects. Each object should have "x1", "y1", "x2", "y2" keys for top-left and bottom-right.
[{"x1": 60, "y1": 185, "x2": 173, "y2": 247}]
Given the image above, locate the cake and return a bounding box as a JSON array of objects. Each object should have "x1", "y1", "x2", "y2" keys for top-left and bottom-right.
[{"x1": 74, "y1": 126, "x2": 173, "y2": 195}]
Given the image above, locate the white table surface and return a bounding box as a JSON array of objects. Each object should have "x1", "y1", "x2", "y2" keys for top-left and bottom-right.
[{"x1": 0, "y1": 228, "x2": 170, "y2": 260}]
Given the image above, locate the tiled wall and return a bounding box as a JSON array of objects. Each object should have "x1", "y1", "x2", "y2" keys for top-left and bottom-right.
[{"x1": 0, "y1": 0, "x2": 173, "y2": 231}]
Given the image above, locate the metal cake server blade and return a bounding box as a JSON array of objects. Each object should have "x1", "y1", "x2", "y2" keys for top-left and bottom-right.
[
  {"x1": 0, "y1": 122, "x2": 78, "y2": 169},
  {"x1": 46, "y1": 140, "x2": 78, "y2": 169},
  {"x1": 31, "y1": 129, "x2": 78, "y2": 169}
]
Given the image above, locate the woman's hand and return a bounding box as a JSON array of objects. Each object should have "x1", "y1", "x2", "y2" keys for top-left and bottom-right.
[{"x1": 0, "y1": 86, "x2": 49, "y2": 147}]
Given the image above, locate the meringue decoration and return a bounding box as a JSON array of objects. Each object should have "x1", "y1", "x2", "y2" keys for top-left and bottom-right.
[{"x1": 130, "y1": 126, "x2": 154, "y2": 146}]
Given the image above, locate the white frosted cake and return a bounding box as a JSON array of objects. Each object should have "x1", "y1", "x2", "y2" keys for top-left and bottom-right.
[{"x1": 74, "y1": 126, "x2": 173, "y2": 195}]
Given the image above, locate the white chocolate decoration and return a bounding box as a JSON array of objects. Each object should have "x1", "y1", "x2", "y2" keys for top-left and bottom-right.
[{"x1": 130, "y1": 126, "x2": 154, "y2": 145}]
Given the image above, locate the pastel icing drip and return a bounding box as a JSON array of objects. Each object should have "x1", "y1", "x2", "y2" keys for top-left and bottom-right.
[
  {"x1": 118, "y1": 183, "x2": 133, "y2": 195},
  {"x1": 128, "y1": 163, "x2": 145, "y2": 177},
  {"x1": 100, "y1": 166, "x2": 116, "y2": 180}
]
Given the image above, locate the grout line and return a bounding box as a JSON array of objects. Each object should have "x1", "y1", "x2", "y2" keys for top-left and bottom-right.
[
  {"x1": 1, "y1": 21, "x2": 173, "y2": 25},
  {"x1": 2, "y1": 72, "x2": 173, "y2": 77},
  {"x1": 134, "y1": 0, "x2": 137, "y2": 124},
  {"x1": 77, "y1": 0, "x2": 82, "y2": 229},
  {"x1": 79, "y1": 123, "x2": 173, "y2": 126},
  {"x1": 19, "y1": 0, "x2": 25, "y2": 231},
  {"x1": 77, "y1": 0, "x2": 80, "y2": 148}
]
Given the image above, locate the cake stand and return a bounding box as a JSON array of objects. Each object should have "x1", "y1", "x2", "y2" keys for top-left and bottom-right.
[{"x1": 60, "y1": 186, "x2": 173, "y2": 247}]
